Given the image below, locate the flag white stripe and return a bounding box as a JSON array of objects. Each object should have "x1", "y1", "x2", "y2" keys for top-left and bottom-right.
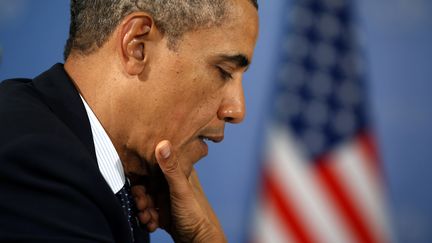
[
  {"x1": 266, "y1": 125, "x2": 356, "y2": 243},
  {"x1": 331, "y1": 141, "x2": 394, "y2": 243},
  {"x1": 252, "y1": 199, "x2": 295, "y2": 243}
]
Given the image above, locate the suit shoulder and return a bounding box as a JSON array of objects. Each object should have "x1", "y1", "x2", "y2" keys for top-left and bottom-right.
[
  {"x1": 0, "y1": 77, "x2": 48, "y2": 110},
  {"x1": 0, "y1": 78, "x2": 68, "y2": 142}
]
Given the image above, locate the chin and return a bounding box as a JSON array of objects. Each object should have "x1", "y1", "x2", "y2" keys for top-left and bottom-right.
[
  {"x1": 182, "y1": 152, "x2": 207, "y2": 178},
  {"x1": 182, "y1": 155, "x2": 202, "y2": 177}
]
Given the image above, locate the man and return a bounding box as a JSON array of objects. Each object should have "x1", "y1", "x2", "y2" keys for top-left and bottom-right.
[{"x1": 0, "y1": 0, "x2": 258, "y2": 242}]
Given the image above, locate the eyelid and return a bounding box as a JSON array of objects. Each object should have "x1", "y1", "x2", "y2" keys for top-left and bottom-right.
[{"x1": 217, "y1": 66, "x2": 233, "y2": 80}]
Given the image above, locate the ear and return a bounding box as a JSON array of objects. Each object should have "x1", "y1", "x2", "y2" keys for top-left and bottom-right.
[{"x1": 119, "y1": 13, "x2": 154, "y2": 76}]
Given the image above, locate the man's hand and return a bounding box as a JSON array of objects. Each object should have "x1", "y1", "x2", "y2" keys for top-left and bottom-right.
[
  {"x1": 152, "y1": 140, "x2": 226, "y2": 243},
  {"x1": 131, "y1": 185, "x2": 159, "y2": 233}
]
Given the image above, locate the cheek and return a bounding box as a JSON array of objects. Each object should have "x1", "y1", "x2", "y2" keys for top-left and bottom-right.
[
  {"x1": 171, "y1": 84, "x2": 221, "y2": 122},
  {"x1": 170, "y1": 97, "x2": 219, "y2": 126},
  {"x1": 159, "y1": 62, "x2": 224, "y2": 132}
]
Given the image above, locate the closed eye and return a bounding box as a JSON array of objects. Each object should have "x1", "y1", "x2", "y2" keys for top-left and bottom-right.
[{"x1": 217, "y1": 66, "x2": 233, "y2": 80}]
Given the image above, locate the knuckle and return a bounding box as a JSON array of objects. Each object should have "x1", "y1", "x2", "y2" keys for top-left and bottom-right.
[{"x1": 163, "y1": 159, "x2": 179, "y2": 174}]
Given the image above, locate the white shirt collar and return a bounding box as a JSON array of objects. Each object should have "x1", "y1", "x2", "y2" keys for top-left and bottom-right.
[{"x1": 80, "y1": 95, "x2": 125, "y2": 193}]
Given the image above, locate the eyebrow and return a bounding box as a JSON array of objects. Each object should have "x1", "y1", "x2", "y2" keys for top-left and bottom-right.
[{"x1": 218, "y1": 54, "x2": 250, "y2": 69}]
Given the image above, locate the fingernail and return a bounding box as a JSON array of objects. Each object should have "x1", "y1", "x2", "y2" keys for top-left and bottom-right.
[{"x1": 159, "y1": 143, "x2": 171, "y2": 159}]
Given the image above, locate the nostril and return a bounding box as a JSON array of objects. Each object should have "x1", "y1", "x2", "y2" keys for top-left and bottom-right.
[{"x1": 224, "y1": 117, "x2": 234, "y2": 123}]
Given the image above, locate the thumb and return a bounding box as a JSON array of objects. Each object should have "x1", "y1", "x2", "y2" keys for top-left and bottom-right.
[{"x1": 155, "y1": 140, "x2": 189, "y2": 194}]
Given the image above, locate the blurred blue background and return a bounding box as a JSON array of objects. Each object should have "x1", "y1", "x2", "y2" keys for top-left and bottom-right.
[{"x1": 1, "y1": 0, "x2": 431, "y2": 242}]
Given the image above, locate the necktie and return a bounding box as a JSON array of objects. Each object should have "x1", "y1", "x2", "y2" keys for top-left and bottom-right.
[{"x1": 115, "y1": 180, "x2": 138, "y2": 242}]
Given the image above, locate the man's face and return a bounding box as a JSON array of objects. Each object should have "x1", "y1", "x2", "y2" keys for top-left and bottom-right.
[{"x1": 121, "y1": 0, "x2": 259, "y2": 176}]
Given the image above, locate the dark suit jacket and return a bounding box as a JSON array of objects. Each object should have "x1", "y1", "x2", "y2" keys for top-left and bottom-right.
[{"x1": 0, "y1": 64, "x2": 149, "y2": 242}]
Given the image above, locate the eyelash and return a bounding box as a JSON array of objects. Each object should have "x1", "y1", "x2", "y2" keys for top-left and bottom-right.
[{"x1": 217, "y1": 66, "x2": 233, "y2": 80}]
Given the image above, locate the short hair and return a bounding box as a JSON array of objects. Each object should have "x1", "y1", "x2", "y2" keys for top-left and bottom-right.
[{"x1": 64, "y1": 0, "x2": 258, "y2": 60}]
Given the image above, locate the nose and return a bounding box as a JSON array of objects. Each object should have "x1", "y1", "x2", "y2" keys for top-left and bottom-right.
[{"x1": 217, "y1": 81, "x2": 246, "y2": 124}]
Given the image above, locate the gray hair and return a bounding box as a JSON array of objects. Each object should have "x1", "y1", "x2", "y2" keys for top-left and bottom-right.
[{"x1": 64, "y1": 0, "x2": 258, "y2": 59}]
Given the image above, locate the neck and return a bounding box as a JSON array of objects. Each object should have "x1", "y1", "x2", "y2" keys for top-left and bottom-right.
[
  {"x1": 65, "y1": 52, "x2": 149, "y2": 176},
  {"x1": 64, "y1": 52, "x2": 115, "y2": 134}
]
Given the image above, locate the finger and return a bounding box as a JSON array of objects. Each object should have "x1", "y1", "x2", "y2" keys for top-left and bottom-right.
[
  {"x1": 138, "y1": 210, "x2": 151, "y2": 224},
  {"x1": 146, "y1": 208, "x2": 159, "y2": 232},
  {"x1": 146, "y1": 220, "x2": 158, "y2": 233},
  {"x1": 133, "y1": 191, "x2": 150, "y2": 211},
  {"x1": 131, "y1": 185, "x2": 146, "y2": 197},
  {"x1": 135, "y1": 196, "x2": 149, "y2": 211},
  {"x1": 154, "y1": 140, "x2": 190, "y2": 196}
]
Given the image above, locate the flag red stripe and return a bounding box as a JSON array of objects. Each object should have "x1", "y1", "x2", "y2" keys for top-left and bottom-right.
[
  {"x1": 263, "y1": 168, "x2": 315, "y2": 243},
  {"x1": 357, "y1": 132, "x2": 381, "y2": 175},
  {"x1": 315, "y1": 156, "x2": 378, "y2": 243},
  {"x1": 357, "y1": 132, "x2": 379, "y2": 162}
]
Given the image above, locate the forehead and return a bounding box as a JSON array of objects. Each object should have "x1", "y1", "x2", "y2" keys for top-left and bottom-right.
[
  {"x1": 175, "y1": 0, "x2": 259, "y2": 60},
  {"x1": 226, "y1": 0, "x2": 259, "y2": 41}
]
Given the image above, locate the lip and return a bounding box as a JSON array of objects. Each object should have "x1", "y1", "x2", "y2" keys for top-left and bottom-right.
[
  {"x1": 199, "y1": 134, "x2": 224, "y2": 143},
  {"x1": 198, "y1": 134, "x2": 223, "y2": 156}
]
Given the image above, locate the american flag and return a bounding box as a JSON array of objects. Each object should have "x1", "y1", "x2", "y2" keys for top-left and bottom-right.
[{"x1": 250, "y1": 0, "x2": 393, "y2": 242}]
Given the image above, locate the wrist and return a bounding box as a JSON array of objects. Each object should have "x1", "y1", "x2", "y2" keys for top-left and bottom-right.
[
  {"x1": 191, "y1": 221, "x2": 226, "y2": 243},
  {"x1": 171, "y1": 220, "x2": 226, "y2": 243}
]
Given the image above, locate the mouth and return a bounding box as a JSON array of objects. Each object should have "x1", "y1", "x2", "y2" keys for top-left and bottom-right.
[
  {"x1": 198, "y1": 134, "x2": 224, "y2": 144},
  {"x1": 197, "y1": 134, "x2": 224, "y2": 157}
]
